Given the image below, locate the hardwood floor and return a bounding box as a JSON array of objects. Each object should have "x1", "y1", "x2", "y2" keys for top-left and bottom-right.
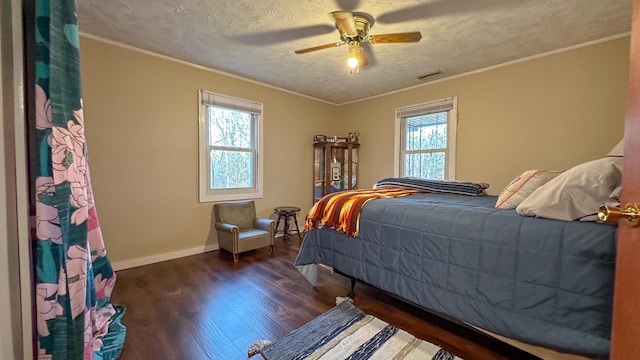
[{"x1": 110, "y1": 236, "x2": 537, "y2": 360}]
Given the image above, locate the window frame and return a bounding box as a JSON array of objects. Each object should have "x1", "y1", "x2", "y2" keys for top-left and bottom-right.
[
  {"x1": 394, "y1": 97, "x2": 457, "y2": 180},
  {"x1": 198, "y1": 90, "x2": 263, "y2": 202}
]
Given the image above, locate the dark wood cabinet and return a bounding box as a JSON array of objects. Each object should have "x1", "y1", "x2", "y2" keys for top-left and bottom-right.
[{"x1": 313, "y1": 137, "x2": 359, "y2": 203}]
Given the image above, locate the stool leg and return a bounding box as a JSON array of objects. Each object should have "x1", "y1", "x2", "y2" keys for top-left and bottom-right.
[
  {"x1": 292, "y1": 214, "x2": 301, "y2": 240},
  {"x1": 283, "y1": 214, "x2": 291, "y2": 245},
  {"x1": 275, "y1": 214, "x2": 282, "y2": 238}
]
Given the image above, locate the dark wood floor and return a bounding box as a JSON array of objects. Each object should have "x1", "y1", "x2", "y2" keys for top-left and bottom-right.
[{"x1": 110, "y1": 236, "x2": 537, "y2": 360}]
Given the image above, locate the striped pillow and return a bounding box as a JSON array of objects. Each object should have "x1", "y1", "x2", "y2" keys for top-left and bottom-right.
[{"x1": 495, "y1": 170, "x2": 562, "y2": 209}]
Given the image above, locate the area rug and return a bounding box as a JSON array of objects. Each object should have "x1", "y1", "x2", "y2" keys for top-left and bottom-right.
[{"x1": 248, "y1": 299, "x2": 462, "y2": 360}]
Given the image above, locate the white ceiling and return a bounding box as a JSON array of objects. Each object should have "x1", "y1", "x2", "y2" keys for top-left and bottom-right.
[{"x1": 77, "y1": 0, "x2": 633, "y2": 105}]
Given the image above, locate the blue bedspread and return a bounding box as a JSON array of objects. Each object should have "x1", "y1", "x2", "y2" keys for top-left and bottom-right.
[{"x1": 294, "y1": 193, "x2": 617, "y2": 356}]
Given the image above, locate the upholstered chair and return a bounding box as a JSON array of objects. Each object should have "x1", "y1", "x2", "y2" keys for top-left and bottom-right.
[{"x1": 213, "y1": 200, "x2": 275, "y2": 262}]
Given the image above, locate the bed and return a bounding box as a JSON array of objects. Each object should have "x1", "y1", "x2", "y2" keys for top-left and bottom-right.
[{"x1": 294, "y1": 189, "x2": 618, "y2": 357}]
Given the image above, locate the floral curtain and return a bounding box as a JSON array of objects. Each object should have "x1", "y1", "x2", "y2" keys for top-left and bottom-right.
[{"x1": 33, "y1": 0, "x2": 125, "y2": 359}]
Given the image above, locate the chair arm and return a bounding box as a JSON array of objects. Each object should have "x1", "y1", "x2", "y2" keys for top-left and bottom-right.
[
  {"x1": 254, "y1": 218, "x2": 275, "y2": 232},
  {"x1": 215, "y1": 222, "x2": 239, "y2": 234}
]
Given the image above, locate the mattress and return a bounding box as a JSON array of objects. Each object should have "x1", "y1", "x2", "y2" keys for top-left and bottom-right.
[{"x1": 294, "y1": 193, "x2": 617, "y2": 356}]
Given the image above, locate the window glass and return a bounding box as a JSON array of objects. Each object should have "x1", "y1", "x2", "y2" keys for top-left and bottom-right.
[
  {"x1": 405, "y1": 112, "x2": 447, "y2": 151},
  {"x1": 404, "y1": 152, "x2": 445, "y2": 180},
  {"x1": 208, "y1": 107, "x2": 253, "y2": 149},
  {"x1": 209, "y1": 150, "x2": 254, "y2": 190}
]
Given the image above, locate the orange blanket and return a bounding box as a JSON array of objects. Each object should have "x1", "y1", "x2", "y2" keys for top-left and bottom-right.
[{"x1": 304, "y1": 187, "x2": 423, "y2": 237}]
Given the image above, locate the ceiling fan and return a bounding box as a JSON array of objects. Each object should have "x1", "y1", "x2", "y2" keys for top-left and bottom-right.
[{"x1": 294, "y1": 11, "x2": 422, "y2": 73}]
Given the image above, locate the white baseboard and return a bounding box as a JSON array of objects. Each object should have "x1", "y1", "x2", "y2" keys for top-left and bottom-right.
[{"x1": 111, "y1": 243, "x2": 220, "y2": 271}]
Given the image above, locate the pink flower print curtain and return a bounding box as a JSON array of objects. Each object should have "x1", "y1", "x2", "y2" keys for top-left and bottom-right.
[{"x1": 33, "y1": 0, "x2": 125, "y2": 359}]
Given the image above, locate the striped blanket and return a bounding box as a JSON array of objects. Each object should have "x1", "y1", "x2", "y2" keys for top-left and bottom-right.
[
  {"x1": 374, "y1": 177, "x2": 489, "y2": 196},
  {"x1": 304, "y1": 188, "x2": 422, "y2": 237}
]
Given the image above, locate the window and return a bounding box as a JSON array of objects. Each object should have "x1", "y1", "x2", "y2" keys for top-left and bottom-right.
[
  {"x1": 395, "y1": 97, "x2": 457, "y2": 180},
  {"x1": 198, "y1": 90, "x2": 263, "y2": 202}
]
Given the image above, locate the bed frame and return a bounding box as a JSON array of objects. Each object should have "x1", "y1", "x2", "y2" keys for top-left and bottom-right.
[{"x1": 335, "y1": 268, "x2": 543, "y2": 359}]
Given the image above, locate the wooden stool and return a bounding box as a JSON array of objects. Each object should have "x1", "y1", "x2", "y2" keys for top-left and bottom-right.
[{"x1": 274, "y1": 206, "x2": 301, "y2": 244}]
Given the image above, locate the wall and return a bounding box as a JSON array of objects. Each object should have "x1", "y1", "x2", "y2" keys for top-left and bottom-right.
[
  {"x1": 338, "y1": 37, "x2": 630, "y2": 194},
  {"x1": 81, "y1": 36, "x2": 630, "y2": 267},
  {"x1": 80, "y1": 37, "x2": 339, "y2": 267}
]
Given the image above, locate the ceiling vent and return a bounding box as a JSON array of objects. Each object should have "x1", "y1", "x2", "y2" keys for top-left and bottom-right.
[{"x1": 416, "y1": 70, "x2": 443, "y2": 81}]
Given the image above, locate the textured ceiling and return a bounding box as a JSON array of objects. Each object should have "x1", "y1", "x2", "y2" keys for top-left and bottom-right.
[{"x1": 77, "y1": 0, "x2": 633, "y2": 105}]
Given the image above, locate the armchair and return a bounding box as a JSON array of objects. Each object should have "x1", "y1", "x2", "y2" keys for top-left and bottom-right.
[{"x1": 213, "y1": 200, "x2": 275, "y2": 262}]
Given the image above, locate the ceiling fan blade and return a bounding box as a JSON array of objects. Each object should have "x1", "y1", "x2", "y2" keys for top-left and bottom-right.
[
  {"x1": 376, "y1": 0, "x2": 508, "y2": 24},
  {"x1": 232, "y1": 25, "x2": 335, "y2": 46},
  {"x1": 356, "y1": 48, "x2": 368, "y2": 67},
  {"x1": 295, "y1": 42, "x2": 343, "y2": 54},
  {"x1": 360, "y1": 42, "x2": 376, "y2": 67},
  {"x1": 334, "y1": 0, "x2": 361, "y2": 12},
  {"x1": 369, "y1": 32, "x2": 422, "y2": 44},
  {"x1": 332, "y1": 11, "x2": 357, "y2": 36}
]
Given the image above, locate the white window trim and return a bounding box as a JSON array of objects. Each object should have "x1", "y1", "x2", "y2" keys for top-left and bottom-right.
[
  {"x1": 1, "y1": 2, "x2": 33, "y2": 356},
  {"x1": 198, "y1": 90, "x2": 264, "y2": 202},
  {"x1": 394, "y1": 96, "x2": 457, "y2": 179}
]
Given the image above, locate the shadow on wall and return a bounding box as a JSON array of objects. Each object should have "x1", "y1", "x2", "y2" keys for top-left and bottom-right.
[{"x1": 205, "y1": 206, "x2": 219, "y2": 249}]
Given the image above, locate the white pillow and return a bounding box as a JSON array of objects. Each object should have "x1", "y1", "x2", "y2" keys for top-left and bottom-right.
[
  {"x1": 607, "y1": 139, "x2": 624, "y2": 156},
  {"x1": 516, "y1": 157, "x2": 623, "y2": 221},
  {"x1": 610, "y1": 185, "x2": 622, "y2": 200},
  {"x1": 495, "y1": 170, "x2": 562, "y2": 209},
  {"x1": 579, "y1": 186, "x2": 622, "y2": 222}
]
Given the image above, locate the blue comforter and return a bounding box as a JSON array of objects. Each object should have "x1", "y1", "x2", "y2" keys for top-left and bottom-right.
[{"x1": 294, "y1": 193, "x2": 617, "y2": 356}]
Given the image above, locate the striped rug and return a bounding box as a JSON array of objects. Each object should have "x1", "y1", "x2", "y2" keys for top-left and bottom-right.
[{"x1": 248, "y1": 300, "x2": 462, "y2": 360}]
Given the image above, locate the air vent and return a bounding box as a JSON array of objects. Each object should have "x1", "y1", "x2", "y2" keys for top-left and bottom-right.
[{"x1": 416, "y1": 70, "x2": 443, "y2": 81}]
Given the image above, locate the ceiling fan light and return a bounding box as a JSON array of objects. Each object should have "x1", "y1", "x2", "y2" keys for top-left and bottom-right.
[
  {"x1": 347, "y1": 56, "x2": 359, "y2": 68},
  {"x1": 347, "y1": 42, "x2": 361, "y2": 69}
]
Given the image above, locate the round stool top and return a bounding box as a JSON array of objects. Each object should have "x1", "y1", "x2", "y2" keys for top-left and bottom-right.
[{"x1": 274, "y1": 206, "x2": 301, "y2": 213}]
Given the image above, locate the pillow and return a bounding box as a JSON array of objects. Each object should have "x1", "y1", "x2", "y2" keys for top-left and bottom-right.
[
  {"x1": 495, "y1": 170, "x2": 562, "y2": 209},
  {"x1": 610, "y1": 185, "x2": 622, "y2": 200},
  {"x1": 607, "y1": 139, "x2": 624, "y2": 156},
  {"x1": 579, "y1": 186, "x2": 622, "y2": 222},
  {"x1": 516, "y1": 157, "x2": 623, "y2": 221}
]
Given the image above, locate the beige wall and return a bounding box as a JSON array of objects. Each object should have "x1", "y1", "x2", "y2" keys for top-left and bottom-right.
[
  {"x1": 81, "y1": 35, "x2": 630, "y2": 266},
  {"x1": 338, "y1": 37, "x2": 630, "y2": 194},
  {"x1": 80, "y1": 37, "x2": 338, "y2": 265}
]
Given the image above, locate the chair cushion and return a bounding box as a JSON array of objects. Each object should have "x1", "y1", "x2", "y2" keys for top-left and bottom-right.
[
  {"x1": 238, "y1": 229, "x2": 270, "y2": 240},
  {"x1": 237, "y1": 229, "x2": 272, "y2": 254}
]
